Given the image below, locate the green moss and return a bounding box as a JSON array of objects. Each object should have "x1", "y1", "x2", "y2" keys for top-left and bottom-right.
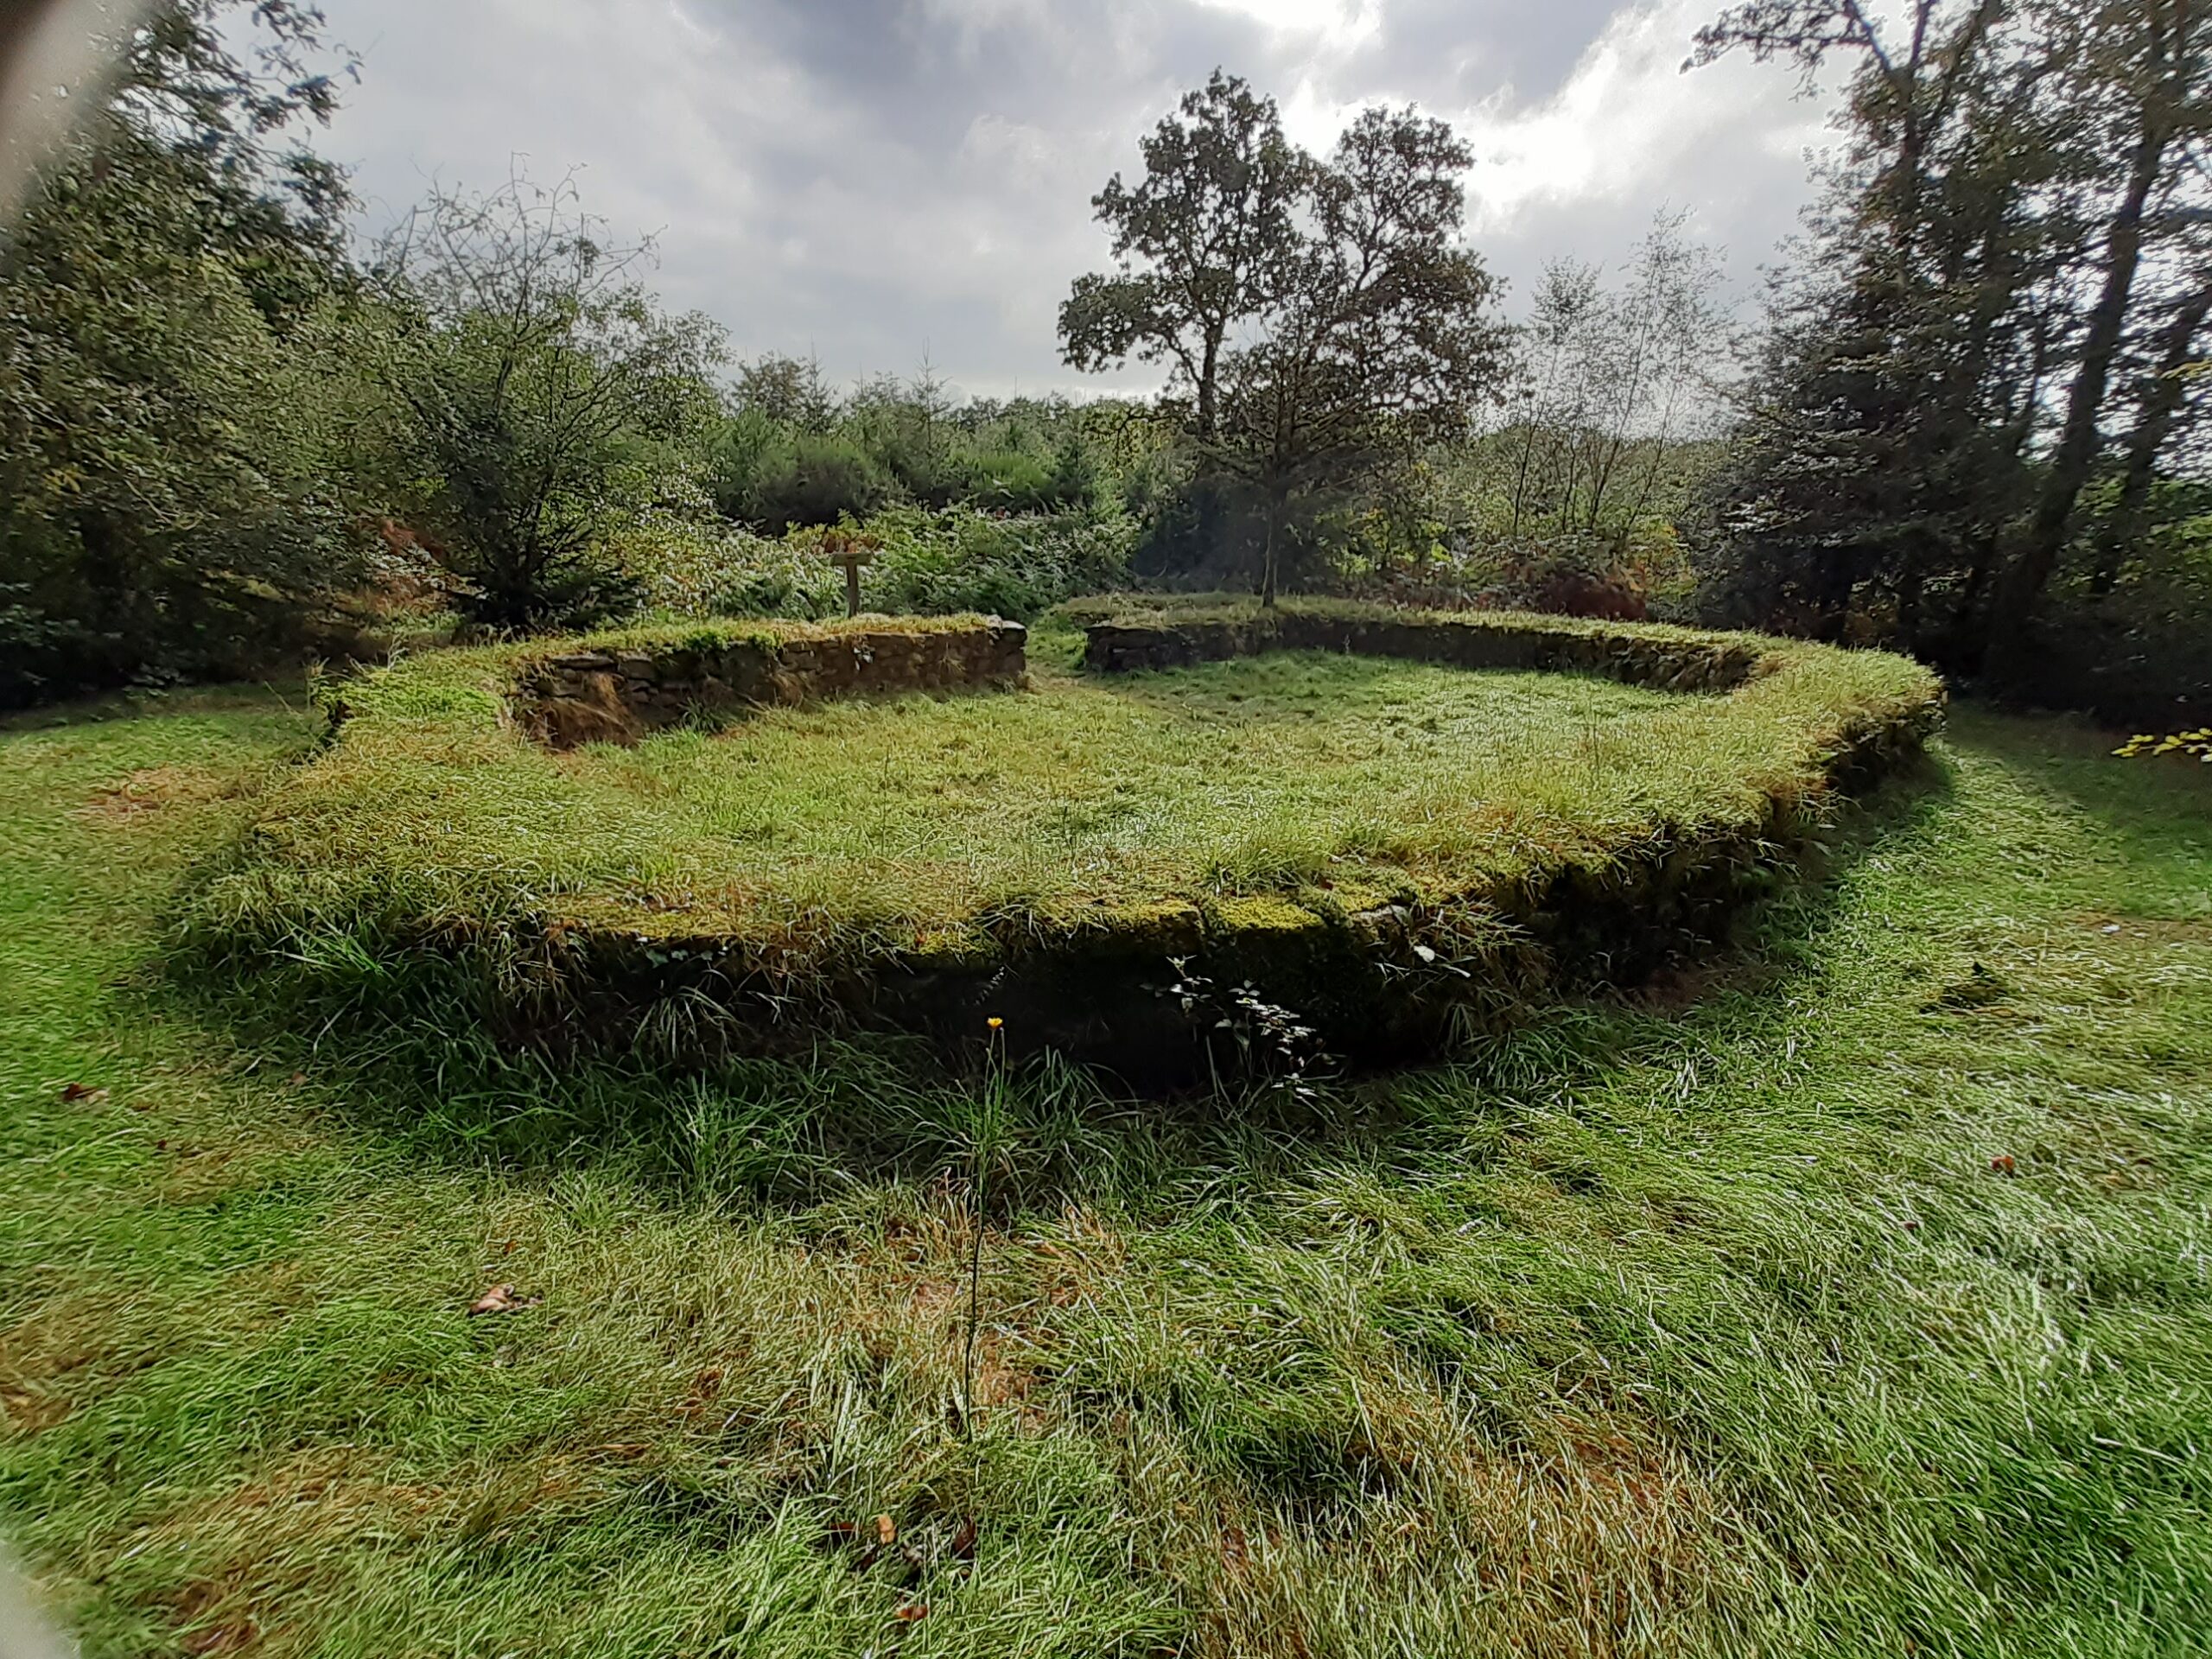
[
  {"x1": 1204, "y1": 895, "x2": 1329, "y2": 937},
  {"x1": 185, "y1": 602, "x2": 1945, "y2": 1058}
]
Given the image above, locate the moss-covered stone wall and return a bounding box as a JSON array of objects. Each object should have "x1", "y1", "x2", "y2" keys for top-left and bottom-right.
[
  {"x1": 1083, "y1": 606, "x2": 1762, "y2": 693},
  {"x1": 517, "y1": 617, "x2": 1027, "y2": 747}
]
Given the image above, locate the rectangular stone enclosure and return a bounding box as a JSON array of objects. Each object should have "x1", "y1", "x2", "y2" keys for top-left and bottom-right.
[
  {"x1": 1083, "y1": 608, "x2": 1762, "y2": 694},
  {"x1": 518, "y1": 617, "x2": 1028, "y2": 748}
]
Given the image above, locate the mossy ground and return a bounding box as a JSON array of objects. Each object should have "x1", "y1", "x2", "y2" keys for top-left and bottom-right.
[
  {"x1": 193, "y1": 617, "x2": 1937, "y2": 1007},
  {"x1": 3, "y1": 687, "x2": 2209, "y2": 1656}
]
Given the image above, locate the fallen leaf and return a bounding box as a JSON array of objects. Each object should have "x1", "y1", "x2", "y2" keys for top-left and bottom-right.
[
  {"x1": 950, "y1": 1516, "x2": 978, "y2": 1560},
  {"x1": 287, "y1": 1071, "x2": 308, "y2": 1086},
  {"x1": 59, "y1": 1083, "x2": 108, "y2": 1103},
  {"x1": 466, "y1": 1284, "x2": 541, "y2": 1316},
  {"x1": 1991, "y1": 1154, "x2": 2017, "y2": 1175},
  {"x1": 874, "y1": 1513, "x2": 898, "y2": 1547},
  {"x1": 893, "y1": 1602, "x2": 928, "y2": 1623},
  {"x1": 500, "y1": 1239, "x2": 518, "y2": 1255}
]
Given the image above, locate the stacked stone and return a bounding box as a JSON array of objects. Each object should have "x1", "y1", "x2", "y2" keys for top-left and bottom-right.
[
  {"x1": 1082, "y1": 612, "x2": 1764, "y2": 694},
  {"x1": 520, "y1": 619, "x2": 1027, "y2": 747}
]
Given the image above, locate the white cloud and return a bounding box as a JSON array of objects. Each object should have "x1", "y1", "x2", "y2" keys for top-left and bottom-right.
[
  {"x1": 1191, "y1": 0, "x2": 1382, "y2": 49},
  {"x1": 315, "y1": 0, "x2": 1836, "y2": 392},
  {"x1": 1454, "y1": 0, "x2": 1828, "y2": 232}
]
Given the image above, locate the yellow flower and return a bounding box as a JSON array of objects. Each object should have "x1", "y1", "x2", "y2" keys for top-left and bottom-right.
[{"x1": 986, "y1": 1016, "x2": 1003, "y2": 1029}]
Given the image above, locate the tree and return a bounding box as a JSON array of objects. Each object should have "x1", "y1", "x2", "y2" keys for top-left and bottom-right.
[
  {"x1": 1209, "y1": 107, "x2": 1511, "y2": 604},
  {"x1": 0, "y1": 0, "x2": 362, "y2": 704},
  {"x1": 1986, "y1": 0, "x2": 2212, "y2": 671},
  {"x1": 1501, "y1": 214, "x2": 1732, "y2": 550},
  {"x1": 2088, "y1": 280, "x2": 2212, "y2": 597},
  {"x1": 1058, "y1": 69, "x2": 1307, "y2": 438},
  {"x1": 363, "y1": 172, "x2": 726, "y2": 627},
  {"x1": 1693, "y1": 0, "x2": 2212, "y2": 684},
  {"x1": 733, "y1": 352, "x2": 836, "y2": 430}
]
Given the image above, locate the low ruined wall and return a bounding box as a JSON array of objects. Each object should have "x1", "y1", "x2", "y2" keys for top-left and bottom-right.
[
  {"x1": 518, "y1": 618, "x2": 1027, "y2": 747},
  {"x1": 1084, "y1": 609, "x2": 1763, "y2": 695}
]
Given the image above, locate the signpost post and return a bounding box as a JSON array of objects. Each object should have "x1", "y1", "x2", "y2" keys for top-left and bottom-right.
[{"x1": 818, "y1": 530, "x2": 879, "y2": 619}]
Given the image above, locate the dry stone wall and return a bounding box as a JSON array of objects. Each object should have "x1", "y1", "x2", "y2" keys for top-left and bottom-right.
[
  {"x1": 1079, "y1": 606, "x2": 1770, "y2": 690},
  {"x1": 518, "y1": 618, "x2": 1027, "y2": 748},
  {"x1": 1084, "y1": 609, "x2": 1762, "y2": 693}
]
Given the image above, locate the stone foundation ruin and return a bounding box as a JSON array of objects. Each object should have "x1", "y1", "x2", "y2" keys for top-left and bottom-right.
[{"x1": 517, "y1": 617, "x2": 1028, "y2": 748}]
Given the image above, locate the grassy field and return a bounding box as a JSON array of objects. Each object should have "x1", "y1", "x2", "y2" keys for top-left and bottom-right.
[
  {"x1": 3, "y1": 685, "x2": 2209, "y2": 1656},
  {"x1": 189, "y1": 620, "x2": 1936, "y2": 970}
]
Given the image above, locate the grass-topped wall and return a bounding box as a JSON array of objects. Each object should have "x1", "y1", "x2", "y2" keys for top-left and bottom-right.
[
  {"x1": 513, "y1": 613, "x2": 1027, "y2": 747},
  {"x1": 1069, "y1": 594, "x2": 1764, "y2": 692},
  {"x1": 185, "y1": 601, "x2": 1944, "y2": 1084}
]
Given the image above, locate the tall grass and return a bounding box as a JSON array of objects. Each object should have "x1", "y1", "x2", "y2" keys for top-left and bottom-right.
[
  {"x1": 3, "y1": 690, "x2": 2209, "y2": 1655},
  {"x1": 184, "y1": 616, "x2": 1938, "y2": 1016}
]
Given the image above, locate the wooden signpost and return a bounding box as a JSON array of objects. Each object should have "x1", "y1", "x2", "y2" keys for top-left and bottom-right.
[{"x1": 818, "y1": 530, "x2": 880, "y2": 618}]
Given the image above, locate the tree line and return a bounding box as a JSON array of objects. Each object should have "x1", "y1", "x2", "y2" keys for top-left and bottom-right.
[
  {"x1": 1691, "y1": 0, "x2": 2211, "y2": 719},
  {"x1": 2, "y1": 1, "x2": 2204, "y2": 721}
]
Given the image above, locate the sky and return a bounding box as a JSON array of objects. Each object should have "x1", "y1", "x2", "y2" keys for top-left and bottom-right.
[{"x1": 312, "y1": 0, "x2": 1847, "y2": 400}]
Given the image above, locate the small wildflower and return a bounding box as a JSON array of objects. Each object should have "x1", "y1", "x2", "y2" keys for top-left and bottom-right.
[{"x1": 986, "y1": 1016, "x2": 1003, "y2": 1029}]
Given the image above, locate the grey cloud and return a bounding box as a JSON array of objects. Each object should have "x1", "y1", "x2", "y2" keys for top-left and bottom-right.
[
  {"x1": 320, "y1": 0, "x2": 1824, "y2": 397},
  {"x1": 1341, "y1": 0, "x2": 1630, "y2": 107}
]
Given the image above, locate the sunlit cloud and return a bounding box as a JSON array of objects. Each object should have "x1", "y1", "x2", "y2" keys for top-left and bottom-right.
[{"x1": 317, "y1": 0, "x2": 1833, "y2": 393}]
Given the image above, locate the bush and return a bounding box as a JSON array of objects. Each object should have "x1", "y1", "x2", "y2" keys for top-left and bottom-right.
[
  {"x1": 0, "y1": 186, "x2": 360, "y2": 705},
  {"x1": 743, "y1": 432, "x2": 893, "y2": 530},
  {"x1": 615, "y1": 512, "x2": 843, "y2": 621},
  {"x1": 865, "y1": 506, "x2": 1135, "y2": 620},
  {"x1": 615, "y1": 505, "x2": 1132, "y2": 626}
]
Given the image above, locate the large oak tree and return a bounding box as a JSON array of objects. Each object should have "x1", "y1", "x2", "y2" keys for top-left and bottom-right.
[
  {"x1": 1058, "y1": 70, "x2": 1307, "y2": 440},
  {"x1": 1064, "y1": 79, "x2": 1510, "y2": 601}
]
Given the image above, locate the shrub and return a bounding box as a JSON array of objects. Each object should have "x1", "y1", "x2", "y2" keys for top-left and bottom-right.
[
  {"x1": 865, "y1": 506, "x2": 1135, "y2": 619},
  {"x1": 616, "y1": 506, "x2": 1132, "y2": 626},
  {"x1": 361, "y1": 177, "x2": 728, "y2": 632},
  {"x1": 0, "y1": 162, "x2": 362, "y2": 704},
  {"x1": 961, "y1": 449, "x2": 1069, "y2": 513},
  {"x1": 616, "y1": 512, "x2": 843, "y2": 621},
  {"x1": 744, "y1": 431, "x2": 893, "y2": 530}
]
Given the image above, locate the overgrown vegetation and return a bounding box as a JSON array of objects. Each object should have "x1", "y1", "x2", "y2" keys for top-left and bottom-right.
[
  {"x1": 5, "y1": 4, "x2": 2203, "y2": 722},
  {"x1": 5, "y1": 687, "x2": 2209, "y2": 1655},
  {"x1": 177, "y1": 606, "x2": 1937, "y2": 1072}
]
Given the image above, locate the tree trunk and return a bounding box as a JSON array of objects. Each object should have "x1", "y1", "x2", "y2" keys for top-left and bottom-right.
[
  {"x1": 1987, "y1": 112, "x2": 2167, "y2": 675},
  {"x1": 1197, "y1": 332, "x2": 1221, "y2": 440},
  {"x1": 2090, "y1": 284, "x2": 2211, "y2": 597},
  {"x1": 1259, "y1": 490, "x2": 1281, "y2": 608},
  {"x1": 1896, "y1": 551, "x2": 1926, "y2": 656}
]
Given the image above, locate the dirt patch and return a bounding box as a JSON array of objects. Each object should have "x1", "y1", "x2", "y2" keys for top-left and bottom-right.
[
  {"x1": 77, "y1": 766, "x2": 245, "y2": 823},
  {"x1": 0, "y1": 1382, "x2": 71, "y2": 1433}
]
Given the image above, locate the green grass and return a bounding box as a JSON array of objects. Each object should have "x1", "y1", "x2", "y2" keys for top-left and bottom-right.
[
  {"x1": 192, "y1": 617, "x2": 1937, "y2": 987},
  {"x1": 3, "y1": 684, "x2": 2209, "y2": 1655}
]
